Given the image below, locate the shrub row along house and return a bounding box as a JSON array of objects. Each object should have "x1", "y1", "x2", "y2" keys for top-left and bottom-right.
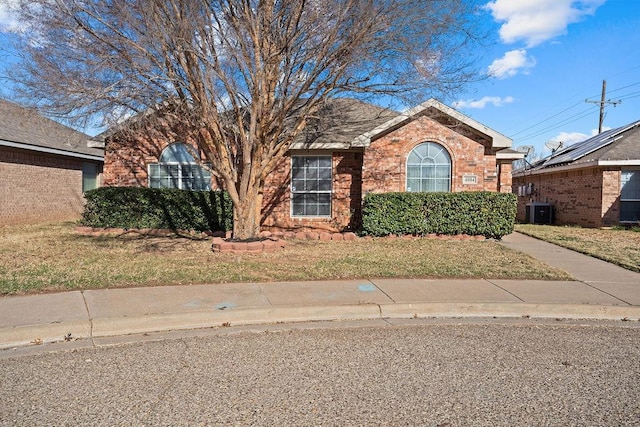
[
  {"x1": 102, "y1": 98, "x2": 522, "y2": 232},
  {"x1": 0, "y1": 99, "x2": 103, "y2": 225},
  {"x1": 513, "y1": 119, "x2": 640, "y2": 227}
]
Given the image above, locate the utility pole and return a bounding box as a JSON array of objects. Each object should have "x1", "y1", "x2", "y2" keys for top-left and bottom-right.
[{"x1": 586, "y1": 80, "x2": 621, "y2": 134}]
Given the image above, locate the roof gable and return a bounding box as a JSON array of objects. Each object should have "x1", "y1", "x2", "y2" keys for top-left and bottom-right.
[{"x1": 351, "y1": 98, "x2": 512, "y2": 149}]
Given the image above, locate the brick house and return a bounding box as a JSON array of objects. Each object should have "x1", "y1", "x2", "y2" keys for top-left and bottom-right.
[
  {"x1": 512, "y1": 119, "x2": 640, "y2": 227},
  {"x1": 0, "y1": 99, "x2": 104, "y2": 225},
  {"x1": 103, "y1": 98, "x2": 521, "y2": 232}
]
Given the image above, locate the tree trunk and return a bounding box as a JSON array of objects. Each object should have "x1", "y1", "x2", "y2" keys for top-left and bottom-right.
[{"x1": 232, "y1": 187, "x2": 263, "y2": 240}]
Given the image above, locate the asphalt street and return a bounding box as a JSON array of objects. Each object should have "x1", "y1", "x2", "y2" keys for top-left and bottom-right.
[{"x1": 1, "y1": 319, "x2": 639, "y2": 426}]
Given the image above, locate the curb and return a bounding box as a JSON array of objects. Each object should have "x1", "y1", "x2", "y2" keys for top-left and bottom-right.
[
  {"x1": 0, "y1": 320, "x2": 92, "y2": 350},
  {"x1": 379, "y1": 303, "x2": 640, "y2": 321},
  {"x1": 3, "y1": 303, "x2": 640, "y2": 350}
]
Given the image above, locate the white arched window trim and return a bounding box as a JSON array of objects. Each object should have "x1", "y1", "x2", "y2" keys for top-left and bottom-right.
[
  {"x1": 148, "y1": 143, "x2": 212, "y2": 191},
  {"x1": 405, "y1": 142, "x2": 452, "y2": 192}
]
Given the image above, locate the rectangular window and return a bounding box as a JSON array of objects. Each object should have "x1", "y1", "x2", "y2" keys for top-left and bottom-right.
[
  {"x1": 291, "y1": 156, "x2": 332, "y2": 217},
  {"x1": 82, "y1": 162, "x2": 98, "y2": 192},
  {"x1": 621, "y1": 170, "x2": 640, "y2": 222},
  {"x1": 149, "y1": 164, "x2": 211, "y2": 190}
]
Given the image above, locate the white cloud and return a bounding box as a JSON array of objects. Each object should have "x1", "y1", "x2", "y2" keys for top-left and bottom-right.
[
  {"x1": 548, "y1": 131, "x2": 588, "y2": 147},
  {"x1": 485, "y1": 0, "x2": 605, "y2": 47},
  {"x1": 487, "y1": 49, "x2": 536, "y2": 79},
  {"x1": 453, "y1": 96, "x2": 514, "y2": 109},
  {"x1": 545, "y1": 126, "x2": 611, "y2": 152}
]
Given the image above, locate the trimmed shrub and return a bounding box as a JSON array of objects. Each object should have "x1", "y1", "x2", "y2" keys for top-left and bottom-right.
[
  {"x1": 81, "y1": 187, "x2": 233, "y2": 232},
  {"x1": 361, "y1": 192, "x2": 517, "y2": 239}
]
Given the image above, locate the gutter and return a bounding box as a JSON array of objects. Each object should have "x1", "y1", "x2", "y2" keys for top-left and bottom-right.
[
  {"x1": 0, "y1": 139, "x2": 104, "y2": 162},
  {"x1": 512, "y1": 159, "x2": 640, "y2": 178}
]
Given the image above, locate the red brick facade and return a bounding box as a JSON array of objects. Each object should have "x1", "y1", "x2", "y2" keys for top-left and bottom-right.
[
  {"x1": 0, "y1": 146, "x2": 102, "y2": 225},
  {"x1": 103, "y1": 103, "x2": 514, "y2": 232},
  {"x1": 512, "y1": 167, "x2": 622, "y2": 228},
  {"x1": 362, "y1": 115, "x2": 509, "y2": 195},
  {"x1": 261, "y1": 150, "x2": 364, "y2": 232}
]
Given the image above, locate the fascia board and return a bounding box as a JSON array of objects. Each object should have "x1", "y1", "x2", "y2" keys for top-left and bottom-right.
[{"x1": 0, "y1": 139, "x2": 104, "y2": 162}]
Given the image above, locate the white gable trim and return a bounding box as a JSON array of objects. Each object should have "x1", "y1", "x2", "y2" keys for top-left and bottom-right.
[{"x1": 351, "y1": 98, "x2": 512, "y2": 149}]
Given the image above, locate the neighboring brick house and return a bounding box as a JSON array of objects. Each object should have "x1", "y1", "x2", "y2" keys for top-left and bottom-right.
[
  {"x1": 103, "y1": 98, "x2": 521, "y2": 232},
  {"x1": 512, "y1": 119, "x2": 640, "y2": 227},
  {"x1": 0, "y1": 99, "x2": 104, "y2": 225}
]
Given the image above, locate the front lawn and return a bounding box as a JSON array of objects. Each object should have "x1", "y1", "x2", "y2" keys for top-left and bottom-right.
[
  {"x1": 515, "y1": 224, "x2": 640, "y2": 273},
  {"x1": 0, "y1": 223, "x2": 571, "y2": 295}
]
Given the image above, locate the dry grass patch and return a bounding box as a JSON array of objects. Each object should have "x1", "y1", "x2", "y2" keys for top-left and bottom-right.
[
  {"x1": 0, "y1": 223, "x2": 571, "y2": 295},
  {"x1": 515, "y1": 224, "x2": 640, "y2": 272}
]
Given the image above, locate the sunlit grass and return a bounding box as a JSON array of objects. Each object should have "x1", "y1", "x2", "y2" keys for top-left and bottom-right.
[
  {"x1": 515, "y1": 224, "x2": 640, "y2": 273},
  {"x1": 0, "y1": 222, "x2": 571, "y2": 295}
]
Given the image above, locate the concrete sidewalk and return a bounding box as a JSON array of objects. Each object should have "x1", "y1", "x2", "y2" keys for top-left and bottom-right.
[{"x1": 1, "y1": 232, "x2": 639, "y2": 350}]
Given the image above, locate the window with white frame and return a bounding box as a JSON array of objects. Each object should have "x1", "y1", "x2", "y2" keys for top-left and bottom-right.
[
  {"x1": 149, "y1": 143, "x2": 211, "y2": 190},
  {"x1": 291, "y1": 156, "x2": 332, "y2": 217},
  {"x1": 621, "y1": 170, "x2": 640, "y2": 222},
  {"x1": 406, "y1": 142, "x2": 451, "y2": 192}
]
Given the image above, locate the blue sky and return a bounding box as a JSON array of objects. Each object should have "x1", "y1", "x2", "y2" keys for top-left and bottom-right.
[
  {"x1": 0, "y1": 0, "x2": 638, "y2": 159},
  {"x1": 453, "y1": 0, "x2": 640, "y2": 158}
]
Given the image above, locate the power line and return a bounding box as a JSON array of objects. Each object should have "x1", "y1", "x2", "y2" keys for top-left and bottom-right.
[
  {"x1": 617, "y1": 90, "x2": 640, "y2": 101},
  {"x1": 513, "y1": 106, "x2": 598, "y2": 144},
  {"x1": 605, "y1": 81, "x2": 640, "y2": 95},
  {"x1": 503, "y1": 66, "x2": 640, "y2": 141},
  {"x1": 618, "y1": 92, "x2": 640, "y2": 102},
  {"x1": 508, "y1": 100, "x2": 584, "y2": 138},
  {"x1": 585, "y1": 80, "x2": 621, "y2": 134}
]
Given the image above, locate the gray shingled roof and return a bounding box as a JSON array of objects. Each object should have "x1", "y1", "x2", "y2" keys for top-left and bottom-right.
[
  {"x1": 291, "y1": 98, "x2": 398, "y2": 149},
  {"x1": 579, "y1": 123, "x2": 640, "y2": 163},
  {"x1": 0, "y1": 98, "x2": 103, "y2": 160}
]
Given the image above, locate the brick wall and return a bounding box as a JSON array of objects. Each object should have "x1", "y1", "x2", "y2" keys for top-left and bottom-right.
[
  {"x1": 498, "y1": 161, "x2": 513, "y2": 193},
  {"x1": 261, "y1": 150, "x2": 362, "y2": 232},
  {"x1": 103, "y1": 114, "x2": 507, "y2": 232},
  {"x1": 103, "y1": 115, "x2": 201, "y2": 187},
  {"x1": 512, "y1": 167, "x2": 622, "y2": 227},
  {"x1": 362, "y1": 115, "x2": 497, "y2": 195},
  {"x1": 0, "y1": 147, "x2": 95, "y2": 225}
]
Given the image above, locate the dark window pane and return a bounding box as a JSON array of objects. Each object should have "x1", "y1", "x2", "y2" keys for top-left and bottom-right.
[
  {"x1": 621, "y1": 201, "x2": 640, "y2": 222},
  {"x1": 318, "y1": 157, "x2": 332, "y2": 168},
  {"x1": 621, "y1": 171, "x2": 640, "y2": 200},
  {"x1": 318, "y1": 180, "x2": 332, "y2": 191}
]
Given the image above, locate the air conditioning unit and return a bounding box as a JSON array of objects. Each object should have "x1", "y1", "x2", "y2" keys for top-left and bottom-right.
[{"x1": 525, "y1": 203, "x2": 554, "y2": 224}]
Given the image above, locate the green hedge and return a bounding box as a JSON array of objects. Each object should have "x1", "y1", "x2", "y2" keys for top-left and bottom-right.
[
  {"x1": 81, "y1": 187, "x2": 233, "y2": 232},
  {"x1": 361, "y1": 192, "x2": 517, "y2": 239}
]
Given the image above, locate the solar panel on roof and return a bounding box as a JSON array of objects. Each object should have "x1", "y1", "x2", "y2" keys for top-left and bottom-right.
[{"x1": 543, "y1": 122, "x2": 640, "y2": 167}]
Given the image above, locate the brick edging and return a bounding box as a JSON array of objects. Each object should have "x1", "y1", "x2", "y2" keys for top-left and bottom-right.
[{"x1": 75, "y1": 226, "x2": 487, "y2": 244}]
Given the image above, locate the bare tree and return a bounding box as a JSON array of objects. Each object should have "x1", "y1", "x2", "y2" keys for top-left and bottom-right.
[{"x1": 9, "y1": 0, "x2": 485, "y2": 239}]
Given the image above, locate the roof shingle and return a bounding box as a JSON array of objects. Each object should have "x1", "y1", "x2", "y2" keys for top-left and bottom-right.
[{"x1": 0, "y1": 99, "x2": 103, "y2": 158}]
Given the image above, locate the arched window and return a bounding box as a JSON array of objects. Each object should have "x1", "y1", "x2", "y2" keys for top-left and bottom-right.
[
  {"x1": 149, "y1": 143, "x2": 211, "y2": 190},
  {"x1": 406, "y1": 142, "x2": 451, "y2": 192}
]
